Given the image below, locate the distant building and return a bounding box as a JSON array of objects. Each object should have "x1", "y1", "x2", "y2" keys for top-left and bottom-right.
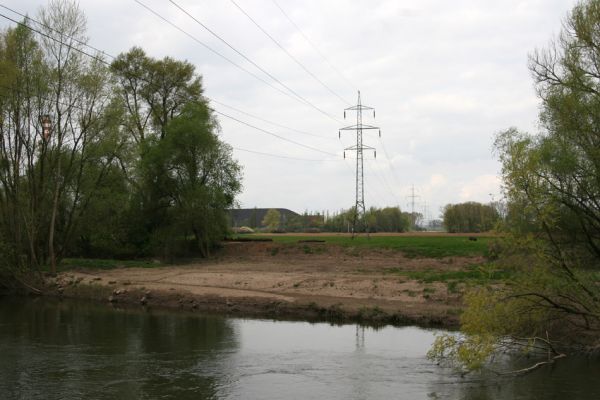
[{"x1": 228, "y1": 208, "x2": 299, "y2": 229}]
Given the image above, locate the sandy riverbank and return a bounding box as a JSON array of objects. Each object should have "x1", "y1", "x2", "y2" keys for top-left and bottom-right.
[{"x1": 44, "y1": 241, "x2": 480, "y2": 327}]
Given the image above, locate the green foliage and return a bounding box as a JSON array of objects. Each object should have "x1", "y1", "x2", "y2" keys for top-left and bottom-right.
[
  {"x1": 323, "y1": 206, "x2": 411, "y2": 233},
  {"x1": 262, "y1": 209, "x2": 281, "y2": 232},
  {"x1": 428, "y1": 332, "x2": 497, "y2": 371},
  {"x1": 385, "y1": 264, "x2": 512, "y2": 283},
  {"x1": 432, "y1": 0, "x2": 600, "y2": 372},
  {"x1": 246, "y1": 235, "x2": 491, "y2": 258},
  {"x1": 148, "y1": 102, "x2": 241, "y2": 257},
  {"x1": 0, "y1": 2, "x2": 243, "y2": 274},
  {"x1": 443, "y1": 202, "x2": 500, "y2": 233},
  {"x1": 58, "y1": 258, "x2": 162, "y2": 270}
]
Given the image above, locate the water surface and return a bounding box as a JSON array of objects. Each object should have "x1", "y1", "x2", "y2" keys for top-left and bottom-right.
[{"x1": 0, "y1": 298, "x2": 598, "y2": 399}]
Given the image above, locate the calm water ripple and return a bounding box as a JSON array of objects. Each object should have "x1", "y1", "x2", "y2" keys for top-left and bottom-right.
[{"x1": 1, "y1": 297, "x2": 599, "y2": 399}]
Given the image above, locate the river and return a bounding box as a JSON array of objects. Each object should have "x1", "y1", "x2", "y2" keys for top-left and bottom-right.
[{"x1": 0, "y1": 297, "x2": 599, "y2": 399}]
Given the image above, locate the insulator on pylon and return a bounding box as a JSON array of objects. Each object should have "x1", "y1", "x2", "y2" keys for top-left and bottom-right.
[
  {"x1": 373, "y1": 110, "x2": 376, "y2": 118},
  {"x1": 338, "y1": 131, "x2": 341, "y2": 139},
  {"x1": 343, "y1": 151, "x2": 346, "y2": 159},
  {"x1": 379, "y1": 129, "x2": 381, "y2": 138},
  {"x1": 344, "y1": 111, "x2": 346, "y2": 119},
  {"x1": 374, "y1": 150, "x2": 377, "y2": 159}
]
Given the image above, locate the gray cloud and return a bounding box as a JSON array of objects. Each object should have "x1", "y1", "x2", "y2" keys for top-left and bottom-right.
[{"x1": 0, "y1": 0, "x2": 578, "y2": 219}]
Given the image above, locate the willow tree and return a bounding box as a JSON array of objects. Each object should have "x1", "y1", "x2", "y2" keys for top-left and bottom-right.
[
  {"x1": 0, "y1": 0, "x2": 117, "y2": 277},
  {"x1": 430, "y1": 0, "x2": 600, "y2": 372},
  {"x1": 110, "y1": 49, "x2": 241, "y2": 258}
]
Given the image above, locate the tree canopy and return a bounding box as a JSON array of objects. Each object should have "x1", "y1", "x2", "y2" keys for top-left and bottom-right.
[
  {"x1": 443, "y1": 202, "x2": 499, "y2": 233},
  {"x1": 262, "y1": 209, "x2": 281, "y2": 232},
  {"x1": 430, "y1": 0, "x2": 600, "y2": 372},
  {"x1": 0, "y1": 1, "x2": 242, "y2": 289}
]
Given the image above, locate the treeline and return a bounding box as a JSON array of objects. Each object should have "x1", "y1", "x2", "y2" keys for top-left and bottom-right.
[
  {"x1": 323, "y1": 207, "x2": 414, "y2": 233},
  {"x1": 442, "y1": 202, "x2": 500, "y2": 233},
  {"x1": 241, "y1": 207, "x2": 417, "y2": 233},
  {"x1": 0, "y1": 1, "x2": 241, "y2": 285}
]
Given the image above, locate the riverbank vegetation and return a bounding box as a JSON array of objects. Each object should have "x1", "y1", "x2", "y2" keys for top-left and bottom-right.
[
  {"x1": 0, "y1": 0, "x2": 241, "y2": 290},
  {"x1": 429, "y1": 0, "x2": 600, "y2": 372}
]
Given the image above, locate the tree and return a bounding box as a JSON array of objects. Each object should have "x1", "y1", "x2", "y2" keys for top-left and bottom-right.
[
  {"x1": 0, "y1": 1, "x2": 117, "y2": 275},
  {"x1": 430, "y1": 0, "x2": 600, "y2": 372},
  {"x1": 262, "y1": 209, "x2": 281, "y2": 232},
  {"x1": 443, "y1": 202, "x2": 499, "y2": 233},
  {"x1": 107, "y1": 48, "x2": 241, "y2": 258},
  {"x1": 110, "y1": 47, "x2": 202, "y2": 143},
  {"x1": 153, "y1": 101, "x2": 241, "y2": 257},
  {"x1": 0, "y1": 1, "x2": 243, "y2": 286}
]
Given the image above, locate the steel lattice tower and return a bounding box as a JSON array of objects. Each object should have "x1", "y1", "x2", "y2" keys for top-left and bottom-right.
[{"x1": 339, "y1": 91, "x2": 380, "y2": 236}]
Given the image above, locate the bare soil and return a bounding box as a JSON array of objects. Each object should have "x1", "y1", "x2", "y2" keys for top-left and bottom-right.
[{"x1": 48, "y1": 241, "x2": 481, "y2": 327}]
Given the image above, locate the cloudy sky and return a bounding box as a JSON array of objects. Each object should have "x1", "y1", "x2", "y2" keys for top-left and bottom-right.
[{"x1": 1, "y1": 0, "x2": 578, "y2": 220}]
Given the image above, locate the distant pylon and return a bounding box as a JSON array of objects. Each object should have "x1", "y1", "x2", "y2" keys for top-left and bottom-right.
[
  {"x1": 339, "y1": 91, "x2": 380, "y2": 237},
  {"x1": 407, "y1": 184, "x2": 420, "y2": 230}
]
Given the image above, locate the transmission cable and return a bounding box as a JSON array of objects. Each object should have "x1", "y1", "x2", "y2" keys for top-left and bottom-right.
[
  {"x1": 134, "y1": 0, "x2": 313, "y2": 109},
  {"x1": 228, "y1": 0, "x2": 351, "y2": 106},
  {"x1": 0, "y1": 6, "x2": 342, "y2": 159},
  {"x1": 366, "y1": 158, "x2": 401, "y2": 207},
  {"x1": 0, "y1": 4, "x2": 115, "y2": 61},
  {"x1": 378, "y1": 136, "x2": 404, "y2": 191},
  {"x1": 0, "y1": 12, "x2": 109, "y2": 66},
  {"x1": 232, "y1": 146, "x2": 338, "y2": 162},
  {"x1": 210, "y1": 107, "x2": 338, "y2": 157},
  {"x1": 166, "y1": 0, "x2": 341, "y2": 123},
  {"x1": 272, "y1": 0, "x2": 356, "y2": 93},
  {"x1": 208, "y1": 97, "x2": 335, "y2": 141}
]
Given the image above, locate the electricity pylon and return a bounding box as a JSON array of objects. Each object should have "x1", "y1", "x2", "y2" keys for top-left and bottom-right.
[
  {"x1": 339, "y1": 91, "x2": 380, "y2": 236},
  {"x1": 407, "y1": 184, "x2": 420, "y2": 230}
]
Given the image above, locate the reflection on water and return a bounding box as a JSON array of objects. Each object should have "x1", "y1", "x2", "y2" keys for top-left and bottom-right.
[{"x1": 0, "y1": 297, "x2": 599, "y2": 400}]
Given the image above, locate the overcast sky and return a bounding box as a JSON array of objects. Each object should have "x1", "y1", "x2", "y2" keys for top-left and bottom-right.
[{"x1": 1, "y1": 0, "x2": 578, "y2": 220}]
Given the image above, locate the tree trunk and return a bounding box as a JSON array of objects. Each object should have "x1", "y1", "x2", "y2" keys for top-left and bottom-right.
[{"x1": 48, "y1": 161, "x2": 61, "y2": 275}]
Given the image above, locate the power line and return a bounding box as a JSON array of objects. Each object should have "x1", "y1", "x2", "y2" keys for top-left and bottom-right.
[
  {"x1": 233, "y1": 146, "x2": 338, "y2": 162},
  {"x1": 366, "y1": 158, "x2": 400, "y2": 206},
  {"x1": 211, "y1": 107, "x2": 338, "y2": 157},
  {"x1": 0, "y1": 5, "x2": 341, "y2": 160},
  {"x1": 272, "y1": 0, "x2": 356, "y2": 93},
  {"x1": 166, "y1": 0, "x2": 341, "y2": 123},
  {"x1": 228, "y1": 0, "x2": 351, "y2": 106},
  {"x1": 0, "y1": 11, "x2": 109, "y2": 66},
  {"x1": 208, "y1": 97, "x2": 335, "y2": 141},
  {"x1": 134, "y1": 0, "x2": 309, "y2": 108},
  {"x1": 0, "y1": 4, "x2": 115, "y2": 60},
  {"x1": 378, "y1": 136, "x2": 403, "y2": 190}
]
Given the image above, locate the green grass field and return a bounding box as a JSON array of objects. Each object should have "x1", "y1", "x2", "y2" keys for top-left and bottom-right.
[
  {"x1": 57, "y1": 235, "x2": 493, "y2": 272},
  {"x1": 237, "y1": 234, "x2": 492, "y2": 258},
  {"x1": 384, "y1": 264, "x2": 512, "y2": 284},
  {"x1": 58, "y1": 258, "x2": 162, "y2": 271}
]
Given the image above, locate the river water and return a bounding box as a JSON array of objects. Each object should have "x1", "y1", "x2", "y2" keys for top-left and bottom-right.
[{"x1": 0, "y1": 298, "x2": 599, "y2": 399}]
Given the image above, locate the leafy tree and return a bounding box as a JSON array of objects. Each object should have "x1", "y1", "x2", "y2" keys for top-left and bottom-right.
[
  {"x1": 107, "y1": 48, "x2": 241, "y2": 258},
  {"x1": 156, "y1": 101, "x2": 241, "y2": 256},
  {"x1": 0, "y1": 1, "x2": 243, "y2": 287},
  {"x1": 110, "y1": 47, "x2": 202, "y2": 142},
  {"x1": 431, "y1": 0, "x2": 600, "y2": 372},
  {"x1": 322, "y1": 206, "x2": 410, "y2": 233},
  {"x1": 262, "y1": 209, "x2": 281, "y2": 232},
  {"x1": 443, "y1": 202, "x2": 499, "y2": 233},
  {"x1": 0, "y1": 0, "x2": 117, "y2": 275}
]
